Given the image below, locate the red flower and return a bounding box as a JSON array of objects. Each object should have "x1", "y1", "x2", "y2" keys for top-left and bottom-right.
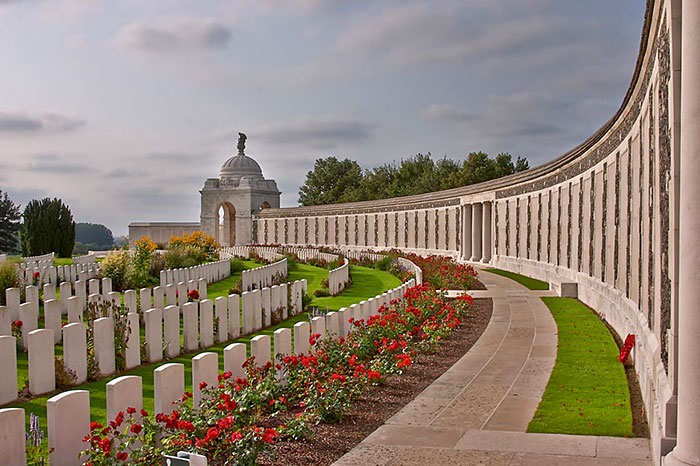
[
  {"x1": 140, "y1": 408, "x2": 148, "y2": 417},
  {"x1": 126, "y1": 407, "x2": 136, "y2": 415},
  {"x1": 199, "y1": 381, "x2": 208, "y2": 390},
  {"x1": 130, "y1": 423, "x2": 142, "y2": 434},
  {"x1": 116, "y1": 452, "x2": 128, "y2": 461},
  {"x1": 187, "y1": 289, "x2": 199, "y2": 300},
  {"x1": 33, "y1": 272, "x2": 40, "y2": 279},
  {"x1": 90, "y1": 422, "x2": 103, "y2": 431}
]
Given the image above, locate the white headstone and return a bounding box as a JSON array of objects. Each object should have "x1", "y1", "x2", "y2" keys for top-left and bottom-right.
[
  {"x1": 293, "y1": 321, "x2": 310, "y2": 355},
  {"x1": 94, "y1": 317, "x2": 115, "y2": 376},
  {"x1": 182, "y1": 302, "x2": 198, "y2": 352},
  {"x1": 0, "y1": 409, "x2": 25, "y2": 465},
  {"x1": 63, "y1": 323, "x2": 87, "y2": 384},
  {"x1": 106, "y1": 376, "x2": 142, "y2": 424},
  {"x1": 67, "y1": 296, "x2": 82, "y2": 323},
  {"x1": 44, "y1": 299, "x2": 62, "y2": 344},
  {"x1": 0, "y1": 337, "x2": 18, "y2": 404},
  {"x1": 101, "y1": 277, "x2": 112, "y2": 296},
  {"x1": 145, "y1": 308, "x2": 163, "y2": 363},
  {"x1": 223, "y1": 342, "x2": 247, "y2": 380},
  {"x1": 19, "y1": 302, "x2": 38, "y2": 349},
  {"x1": 154, "y1": 363, "x2": 184, "y2": 415},
  {"x1": 228, "y1": 294, "x2": 240, "y2": 339},
  {"x1": 6, "y1": 287, "x2": 19, "y2": 321},
  {"x1": 199, "y1": 299, "x2": 214, "y2": 349},
  {"x1": 125, "y1": 312, "x2": 141, "y2": 370},
  {"x1": 214, "y1": 297, "x2": 228, "y2": 343},
  {"x1": 47, "y1": 390, "x2": 90, "y2": 466},
  {"x1": 192, "y1": 352, "x2": 218, "y2": 407},
  {"x1": 153, "y1": 286, "x2": 164, "y2": 310},
  {"x1": 250, "y1": 334, "x2": 271, "y2": 368},
  {"x1": 28, "y1": 328, "x2": 55, "y2": 394},
  {"x1": 163, "y1": 305, "x2": 180, "y2": 359}
]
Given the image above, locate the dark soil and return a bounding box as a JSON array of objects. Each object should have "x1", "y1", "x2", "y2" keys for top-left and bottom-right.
[{"x1": 251, "y1": 298, "x2": 493, "y2": 466}]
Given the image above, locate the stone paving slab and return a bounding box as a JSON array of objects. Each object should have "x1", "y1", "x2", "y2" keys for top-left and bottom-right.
[{"x1": 332, "y1": 269, "x2": 652, "y2": 466}]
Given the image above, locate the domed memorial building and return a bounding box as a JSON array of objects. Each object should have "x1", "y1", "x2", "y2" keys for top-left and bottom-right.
[{"x1": 128, "y1": 133, "x2": 280, "y2": 247}]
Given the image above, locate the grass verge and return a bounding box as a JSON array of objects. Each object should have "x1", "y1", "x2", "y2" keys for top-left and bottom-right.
[
  {"x1": 482, "y1": 268, "x2": 549, "y2": 290},
  {"x1": 527, "y1": 297, "x2": 633, "y2": 436}
]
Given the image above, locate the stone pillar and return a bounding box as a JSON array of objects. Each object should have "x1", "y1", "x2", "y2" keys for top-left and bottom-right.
[
  {"x1": 665, "y1": 2, "x2": 700, "y2": 464},
  {"x1": 470, "y1": 203, "x2": 483, "y2": 262},
  {"x1": 47, "y1": 390, "x2": 90, "y2": 466},
  {"x1": 482, "y1": 201, "x2": 493, "y2": 263}
]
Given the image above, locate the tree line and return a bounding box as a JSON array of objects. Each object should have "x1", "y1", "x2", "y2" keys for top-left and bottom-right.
[
  {"x1": 0, "y1": 189, "x2": 115, "y2": 257},
  {"x1": 298, "y1": 152, "x2": 529, "y2": 206}
]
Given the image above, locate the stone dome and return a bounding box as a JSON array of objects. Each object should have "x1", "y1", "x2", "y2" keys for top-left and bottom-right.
[{"x1": 219, "y1": 154, "x2": 264, "y2": 179}]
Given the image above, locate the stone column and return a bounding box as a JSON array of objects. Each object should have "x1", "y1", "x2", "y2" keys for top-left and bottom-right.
[
  {"x1": 462, "y1": 205, "x2": 472, "y2": 260},
  {"x1": 482, "y1": 201, "x2": 492, "y2": 263},
  {"x1": 664, "y1": 2, "x2": 700, "y2": 465},
  {"x1": 470, "y1": 203, "x2": 483, "y2": 262}
]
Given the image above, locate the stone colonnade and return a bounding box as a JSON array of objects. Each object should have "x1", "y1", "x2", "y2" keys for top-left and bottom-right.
[{"x1": 253, "y1": 2, "x2": 698, "y2": 464}]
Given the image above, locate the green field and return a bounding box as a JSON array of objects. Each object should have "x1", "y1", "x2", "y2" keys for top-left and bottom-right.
[
  {"x1": 482, "y1": 268, "x2": 549, "y2": 290},
  {"x1": 528, "y1": 297, "x2": 633, "y2": 436},
  {"x1": 8, "y1": 262, "x2": 402, "y2": 437}
]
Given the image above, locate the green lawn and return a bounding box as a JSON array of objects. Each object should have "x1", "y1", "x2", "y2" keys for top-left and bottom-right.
[
  {"x1": 53, "y1": 258, "x2": 73, "y2": 266},
  {"x1": 9, "y1": 262, "x2": 402, "y2": 437},
  {"x1": 528, "y1": 297, "x2": 633, "y2": 436},
  {"x1": 482, "y1": 268, "x2": 549, "y2": 290}
]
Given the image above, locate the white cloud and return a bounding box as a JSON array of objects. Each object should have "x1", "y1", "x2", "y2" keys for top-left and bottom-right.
[{"x1": 423, "y1": 104, "x2": 476, "y2": 122}]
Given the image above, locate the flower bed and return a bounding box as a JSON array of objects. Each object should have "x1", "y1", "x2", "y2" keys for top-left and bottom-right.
[
  {"x1": 81, "y1": 284, "x2": 473, "y2": 465},
  {"x1": 397, "y1": 253, "x2": 477, "y2": 289}
]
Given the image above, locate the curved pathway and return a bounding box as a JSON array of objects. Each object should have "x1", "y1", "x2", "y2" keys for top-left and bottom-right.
[{"x1": 333, "y1": 269, "x2": 651, "y2": 466}]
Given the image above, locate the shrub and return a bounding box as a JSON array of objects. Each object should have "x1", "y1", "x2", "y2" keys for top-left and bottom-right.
[
  {"x1": 168, "y1": 231, "x2": 218, "y2": 261},
  {"x1": 100, "y1": 250, "x2": 131, "y2": 291},
  {"x1": 54, "y1": 356, "x2": 77, "y2": 390},
  {"x1": 229, "y1": 258, "x2": 245, "y2": 275},
  {"x1": 374, "y1": 256, "x2": 393, "y2": 271},
  {"x1": 165, "y1": 245, "x2": 206, "y2": 269},
  {"x1": 313, "y1": 288, "x2": 330, "y2": 297},
  {"x1": 0, "y1": 261, "x2": 19, "y2": 305},
  {"x1": 283, "y1": 254, "x2": 299, "y2": 271},
  {"x1": 128, "y1": 237, "x2": 157, "y2": 289},
  {"x1": 149, "y1": 252, "x2": 165, "y2": 278}
]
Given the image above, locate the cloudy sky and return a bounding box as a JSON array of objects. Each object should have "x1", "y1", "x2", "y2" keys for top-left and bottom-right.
[{"x1": 0, "y1": 0, "x2": 646, "y2": 236}]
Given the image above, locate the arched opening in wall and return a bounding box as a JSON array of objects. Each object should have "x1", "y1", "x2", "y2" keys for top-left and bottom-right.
[
  {"x1": 216, "y1": 202, "x2": 236, "y2": 247},
  {"x1": 260, "y1": 201, "x2": 271, "y2": 210}
]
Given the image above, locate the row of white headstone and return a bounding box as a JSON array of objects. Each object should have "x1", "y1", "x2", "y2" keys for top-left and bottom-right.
[
  {"x1": 0, "y1": 278, "x2": 415, "y2": 466},
  {"x1": 158, "y1": 259, "x2": 231, "y2": 287},
  {"x1": 18, "y1": 262, "x2": 101, "y2": 286},
  {"x1": 0, "y1": 276, "x2": 308, "y2": 406},
  {"x1": 329, "y1": 258, "x2": 350, "y2": 295},
  {"x1": 220, "y1": 245, "x2": 285, "y2": 262},
  {"x1": 241, "y1": 258, "x2": 288, "y2": 291},
  {"x1": 20, "y1": 253, "x2": 54, "y2": 264},
  {"x1": 71, "y1": 253, "x2": 97, "y2": 265},
  {"x1": 282, "y1": 246, "x2": 338, "y2": 263}
]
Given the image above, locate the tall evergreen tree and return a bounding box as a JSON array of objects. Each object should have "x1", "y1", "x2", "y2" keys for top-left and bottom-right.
[
  {"x1": 20, "y1": 198, "x2": 75, "y2": 258},
  {"x1": 0, "y1": 189, "x2": 21, "y2": 254}
]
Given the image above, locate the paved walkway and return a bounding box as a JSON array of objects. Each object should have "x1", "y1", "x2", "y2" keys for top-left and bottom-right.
[{"x1": 332, "y1": 269, "x2": 652, "y2": 466}]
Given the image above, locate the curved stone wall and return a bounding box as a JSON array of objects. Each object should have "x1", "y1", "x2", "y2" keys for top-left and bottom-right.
[{"x1": 254, "y1": 2, "x2": 691, "y2": 463}]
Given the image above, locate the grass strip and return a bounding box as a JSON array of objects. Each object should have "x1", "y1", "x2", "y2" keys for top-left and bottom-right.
[
  {"x1": 528, "y1": 297, "x2": 633, "y2": 436},
  {"x1": 482, "y1": 268, "x2": 549, "y2": 290}
]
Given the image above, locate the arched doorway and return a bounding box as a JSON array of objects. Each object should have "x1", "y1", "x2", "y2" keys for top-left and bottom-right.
[
  {"x1": 216, "y1": 202, "x2": 236, "y2": 246},
  {"x1": 260, "y1": 201, "x2": 271, "y2": 210}
]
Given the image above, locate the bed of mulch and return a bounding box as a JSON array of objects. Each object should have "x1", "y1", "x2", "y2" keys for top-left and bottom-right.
[{"x1": 251, "y1": 297, "x2": 494, "y2": 466}]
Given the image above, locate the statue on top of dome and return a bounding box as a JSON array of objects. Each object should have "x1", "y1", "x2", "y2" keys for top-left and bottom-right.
[{"x1": 237, "y1": 132, "x2": 247, "y2": 155}]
